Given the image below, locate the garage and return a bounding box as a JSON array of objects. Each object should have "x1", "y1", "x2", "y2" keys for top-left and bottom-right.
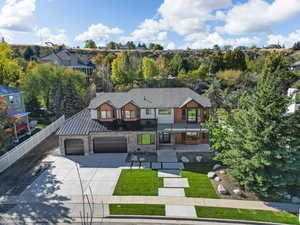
[
  {"x1": 93, "y1": 137, "x2": 127, "y2": 153},
  {"x1": 64, "y1": 139, "x2": 84, "y2": 155}
]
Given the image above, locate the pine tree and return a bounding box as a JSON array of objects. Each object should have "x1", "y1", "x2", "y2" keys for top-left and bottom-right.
[
  {"x1": 63, "y1": 79, "x2": 83, "y2": 118},
  {"x1": 205, "y1": 78, "x2": 224, "y2": 116},
  {"x1": 216, "y1": 53, "x2": 300, "y2": 198}
]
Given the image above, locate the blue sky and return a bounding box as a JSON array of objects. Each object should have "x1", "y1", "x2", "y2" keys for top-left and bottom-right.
[{"x1": 0, "y1": 0, "x2": 300, "y2": 49}]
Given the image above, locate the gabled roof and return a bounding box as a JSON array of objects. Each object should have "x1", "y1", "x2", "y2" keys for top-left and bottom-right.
[
  {"x1": 0, "y1": 85, "x2": 23, "y2": 96},
  {"x1": 39, "y1": 49, "x2": 94, "y2": 68},
  {"x1": 88, "y1": 88, "x2": 211, "y2": 109}
]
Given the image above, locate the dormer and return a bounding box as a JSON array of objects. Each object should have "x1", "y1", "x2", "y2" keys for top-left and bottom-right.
[
  {"x1": 121, "y1": 101, "x2": 140, "y2": 121},
  {"x1": 90, "y1": 101, "x2": 116, "y2": 121}
]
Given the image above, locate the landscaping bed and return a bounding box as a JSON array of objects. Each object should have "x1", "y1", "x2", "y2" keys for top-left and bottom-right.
[
  {"x1": 113, "y1": 169, "x2": 163, "y2": 196},
  {"x1": 182, "y1": 163, "x2": 219, "y2": 198},
  {"x1": 195, "y1": 206, "x2": 300, "y2": 224},
  {"x1": 109, "y1": 204, "x2": 165, "y2": 216}
]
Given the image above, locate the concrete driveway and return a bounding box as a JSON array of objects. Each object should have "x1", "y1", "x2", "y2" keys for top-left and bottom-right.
[{"x1": 21, "y1": 153, "x2": 129, "y2": 197}]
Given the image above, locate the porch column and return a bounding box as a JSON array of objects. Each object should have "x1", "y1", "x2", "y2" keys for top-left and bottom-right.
[
  {"x1": 26, "y1": 115, "x2": 31, "y2": 135},
  {"x1": 13, "y1": 122, "x2": 19, "y2": 142}
]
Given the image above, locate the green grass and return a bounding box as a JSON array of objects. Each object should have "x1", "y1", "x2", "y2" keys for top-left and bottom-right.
[
  {"x1": 196, "y1": 206, "x2": 300, "y2": 224},
  {"x1": 109, "y1": 204, "x2": 165, "y2": 216},
  {"x1": 36, "y1": 124, "x2": 47, "y2": 130},
  {"x1": 181, "y1": 163, "x2": 219, "y2": 198},
  {"x1": 113, "y1": 169, "x2": 163, "y2": 196}
]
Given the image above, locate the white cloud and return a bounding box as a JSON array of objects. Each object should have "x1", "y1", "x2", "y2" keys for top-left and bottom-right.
[
  {"x1": 267, "y1": 29, "x2": 300, "y2": 48},
  {"x1": 184, "y1": 32, "x2": 261, "y2": 49},
  {"x1": 75, "y1": 23, "x2": 123, "y2": 45},
  {"x1": 36, "y1": 27, "x2": 69, "y2": 45},
  {"x1": 120, "y1": 19, "x2": 167, "y2": 44},
  {"x1": 0, "y1": 0, "x2": 36, "y2": 32},
  {"x1": 121, "y1": 0, "x2": 231, "y2": 44},
  {"x1": 217, "y1": 0, "x2": 300, "y2": 35},
  {"x1": 166, "y1": 42, "x2": 176, "y2": 50}
]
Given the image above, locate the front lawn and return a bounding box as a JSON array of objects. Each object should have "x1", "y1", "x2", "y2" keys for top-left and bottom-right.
[
  {"x1": 109, "y1": 204, "x2": 165, "y2": 216},
  {"x1": 181, "y1": 163, "x2": 219, "y2": 198},
  {"x1": 195, "y1": 206, "x2": 300, "y2": 224},
  {"x1": 113, "y1": 169, "x2": 163, "y2": 196}
]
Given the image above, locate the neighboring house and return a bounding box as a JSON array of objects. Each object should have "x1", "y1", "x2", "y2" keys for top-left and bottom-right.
[
  {"x1": 287, "y1": 88, "x2": 300, "y2": 114},
  {"x1": 290, "y1": 61, "x2": 300, "y2": 71},
  {"x1": 57, "y1": 88, "x2": 211, "y2": 156},
  {"x1": 39, "y1": 49, "x2": 95, "y2": 76},
  {"x1": 0, "y1": 85, "x2": 32, "y2": 143}
]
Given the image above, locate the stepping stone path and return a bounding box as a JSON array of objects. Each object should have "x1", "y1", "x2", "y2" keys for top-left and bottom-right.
[
  {"x1": 164, "y1": 178, "x2": 189, "y2": 188},
  {"x1": 158, "y1": 170, "x2": 181, "y2": 178},
  {"x1": 165, "y1": 205, "x2": 197, "y2": 218},
  {"x1": 159, "y1": 188, "x2": 185, "y2": 197}
]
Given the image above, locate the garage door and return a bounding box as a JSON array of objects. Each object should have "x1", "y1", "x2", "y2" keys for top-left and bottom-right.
[
  {"x1": 93, "y1": 137, "x2": 127, "y2": 153},
  {"x1": 65, "y1": 139, "x2": 84, "y2": 155}
]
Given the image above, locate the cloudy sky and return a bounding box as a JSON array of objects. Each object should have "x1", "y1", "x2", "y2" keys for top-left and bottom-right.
[{"x1": 0, "y1": 0, "x2": 300, "y2": 49}]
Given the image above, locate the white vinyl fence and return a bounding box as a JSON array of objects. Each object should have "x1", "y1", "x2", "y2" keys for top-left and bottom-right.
[{"x1": 0, "y1": 116, "x2": 65, "y2": 173}]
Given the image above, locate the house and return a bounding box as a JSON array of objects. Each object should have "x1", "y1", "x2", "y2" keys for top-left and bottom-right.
[
  {"x1": 287, "y1": 88, "x2": 300, "y2": 114},
  {"x1": 57, "y1": 88, "x2": 211, "y2": 156},
  {"x1": 39, "y1": 49, "x2": 95, "y2": 76},
  {"x1": 0, "y1": 85, "x2": 32, "y2": 143},
  {"x1": 290, "y1": 61, "x2": 300, "y2": 71}
]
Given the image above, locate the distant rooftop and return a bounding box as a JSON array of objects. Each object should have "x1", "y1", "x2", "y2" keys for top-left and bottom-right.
[{"x1": 0, "y1": 85, "x2": 22, "y2": 96}]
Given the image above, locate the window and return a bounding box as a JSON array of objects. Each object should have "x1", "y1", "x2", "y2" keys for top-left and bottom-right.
[
  {"x1": 185, "y1": 132, "x2": 199, "y2": 140},
  {"x1": 137, "y1": 134, "x2": 155, "y2": 145},
  {"x1": 145, "y1": 109, "x2": 152, "y2": 115},
  {"x1": 124, "y1": 110, "x2": 136, "y2": 119},
  {"x1": 101, "y1": 110, "x2": 113, "y2": 119},
  {"x1": 187, "y1": 109, "x2": 197, "y2": 122},
  {"x1": 158, "y1": 109, "x2": 171, "y2": 115},
  {"x1": 8, "y1": 95, "x2": 21, "y2": 105}
]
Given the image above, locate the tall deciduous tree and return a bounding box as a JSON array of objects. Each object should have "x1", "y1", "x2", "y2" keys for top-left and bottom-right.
[
  {"x1": 215, "y1": 53, "x2": 300, "y2": 198},
  {"x1": 142, "y1": 57, "x2": 158, "y2": 81},
  {"x1": 0, "y1": 97, "x2": 14, "y2": 151},
  {"x1": 0, "y1": 43, "x2": 23, "y2": 86},
  {"x1": 84, "y1": 40, "x2": 97, "y2": 49}
]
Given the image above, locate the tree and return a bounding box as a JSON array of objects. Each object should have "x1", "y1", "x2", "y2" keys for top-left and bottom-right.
[
  {"x1": 84, "y1": 40, "x2": 97, "y2": 49},
  {"x1": 125, "y1": 41, "x2": 136, "y2": 50},
  {"x1": 224, "y1": 49, "x2": 247, "y2": 71},
  {"x1": 23, "y1": 46, "x2": 35, "y2": 61},
  {"x1": 149, "y1": 43, "x2": 164, "y2": 50},
  {"x1": 215, "y1": 53, "x2": 300, "y2": 198},
  {"x1": 142, "y1": 57, "x2": 158, "y2": 81},
  {"x1": 63, "y1": 78, "x2": 83, "y2": 118},
  {"x1": 205, "y1": 78, "x2": 224, "y2": 116},
  {"x1": 111, "y1": 52, "x2": 137, "y2": 84},
  {"x1": 292, "y1": 41, "x2": 300, "y2": 50},
  {"x1": 213, "y1": 44, "x2": 220, "y2": 51},
  {"x1": 107, "y1": 41, "x2": 117, "y2": 50},
  {"x1": 207, "y1": 50, "x2": 225, "y2": 74},
  {"x1": 0, "y1": 97, "x2": 14, "y2": 151},
  {"x1": 0, "y1": 43, "x2": 23, "y2": 86},
  {"x1": 217, "y1": 70, "x2": 242, "y2": 86},
  {"x1": 169, "y1": 53, "x2": 185, "y2": 76}
]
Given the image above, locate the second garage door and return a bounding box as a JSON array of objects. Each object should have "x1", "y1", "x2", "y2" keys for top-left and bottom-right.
[{"x1": 93, "y1": 137, "x2": 127, "y2": 153}]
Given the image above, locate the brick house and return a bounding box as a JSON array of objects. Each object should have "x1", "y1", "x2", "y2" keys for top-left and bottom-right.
[{"x1": 57, "y1": 88, "x2": 211, "y2": 155}]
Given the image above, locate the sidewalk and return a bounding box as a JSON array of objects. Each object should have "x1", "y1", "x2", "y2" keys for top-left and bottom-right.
[{"x1": 1, "y1": 195, "x2": 300, "y2": 213}]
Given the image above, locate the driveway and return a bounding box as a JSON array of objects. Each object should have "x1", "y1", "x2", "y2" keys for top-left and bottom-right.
[{"x1": 21, "y1": 153, "x2": 129, "y2": 197}]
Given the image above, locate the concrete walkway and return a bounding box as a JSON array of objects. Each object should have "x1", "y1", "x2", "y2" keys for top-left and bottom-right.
[{"x1": 1, "y1": 195, "x2": 299, "y2": 213}]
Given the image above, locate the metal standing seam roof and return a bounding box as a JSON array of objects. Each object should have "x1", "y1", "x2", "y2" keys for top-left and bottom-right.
[
  {"x1": 0, "y1": 85, "x2": 23, "y2": 96},
  {"x1": 88, "y1": 88, "x2": 211, "y2": 109},
  {"x1": 56, "y1": 109, "x2": 110, "y2": 136}
]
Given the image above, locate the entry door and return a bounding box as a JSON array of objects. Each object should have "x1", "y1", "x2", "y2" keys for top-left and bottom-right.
[{"x1": 159, "y1": 132, "x2": 171, "y2": 144}]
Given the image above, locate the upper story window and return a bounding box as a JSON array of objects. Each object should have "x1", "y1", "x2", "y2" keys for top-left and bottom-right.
[
  {"x1": 124, "y1": 110, "x2": 136, "y2": 119},
  {"x1": 185, "y1": 132, "x2": 199, "y2": 140},
  {"x1": 101, "y1": 110, "x2": 113, "y2": 119},
  {"x1": 145, "y1": 109, "x2": 153, "y2": 115},
  {"x1": 8, "y1": 95, "x2": 21, "y2": 105},
  {"x1": 158, "y1": 109, "x2": 171, "y2": 115},
  {"x1": 187, "y1": 109, "x2": 197, "y2": 122}
]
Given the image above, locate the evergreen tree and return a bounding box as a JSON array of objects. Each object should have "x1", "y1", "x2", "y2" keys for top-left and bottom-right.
[
  {"x1": 205, "y1": 78, "x2": 224, "y2": 116},
  {"x1": 207, "y1": 50, "x2": 225, "y2": 74},
  {"x1": 63, "y1": 79, "x2": 83, "y2": 118},
  {"x1": 216, "y1": 53, "x2": 300, "y2": 198},
  {"x1": 84, "y1": 40, "x2": 97, "y2": 49},
  {"x1": 23, "y1": 46, "x2": 35, "y2": 61}
]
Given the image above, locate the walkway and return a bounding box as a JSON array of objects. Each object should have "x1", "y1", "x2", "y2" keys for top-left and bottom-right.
[{"x1": 1, "y1": 195, "x2": 299, "y2": 213}]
